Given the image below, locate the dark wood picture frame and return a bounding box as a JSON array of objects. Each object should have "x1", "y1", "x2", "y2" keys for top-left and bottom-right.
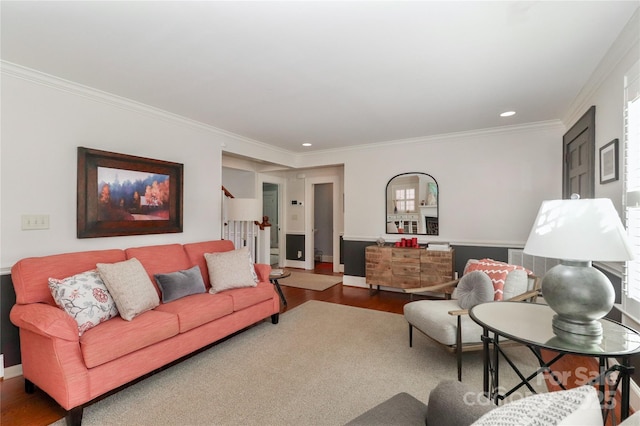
[
  {"x1": 599, "y1": 138, "x2": 619, "y2": 184},
  {"x1": 77, "y1": 147, "x2": 183, "y2": 238}
]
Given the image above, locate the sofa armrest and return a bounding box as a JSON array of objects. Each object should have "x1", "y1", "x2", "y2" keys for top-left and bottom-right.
[
  {"x1": 10, "y1": 303, "x2": 79, "y2": 342},
  {"x1": 426, "y1": 380, "x2": 494, "y2": 426},
  {"x1": 254, "y1": 263, "x2": 272, "y2": 282}
]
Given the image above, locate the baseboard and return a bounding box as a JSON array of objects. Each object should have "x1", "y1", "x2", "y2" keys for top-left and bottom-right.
[
  {"x1": 284, "y1": 259, "x2": 306, "y2": 269},
  {"x1": 5, "y1": 364, "x2": 22, "y2": 380},
  {"x1": 342, "y1": 276, "x2": 422, "y2": 295}
]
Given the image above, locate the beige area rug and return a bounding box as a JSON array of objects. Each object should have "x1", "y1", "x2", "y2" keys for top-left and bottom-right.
[
  {"x1": 278, "y1": 271, "x2": 342, "y2": 291},
  {"x1": 51, "y1": 301, "x2": 544, "y2": 426}
]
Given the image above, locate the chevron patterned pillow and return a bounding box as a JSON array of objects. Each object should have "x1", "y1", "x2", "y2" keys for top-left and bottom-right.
[{"x1": 465, "y1": 259, "x2": 532, "y2": 301}]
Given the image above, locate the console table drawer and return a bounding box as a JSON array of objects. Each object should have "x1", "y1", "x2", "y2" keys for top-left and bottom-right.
[{"x1": 365, "y1": 246, "x2": 455, "y2": 290}]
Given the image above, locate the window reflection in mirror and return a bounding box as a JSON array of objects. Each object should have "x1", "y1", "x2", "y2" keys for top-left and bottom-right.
[{"x1": 386, "y1": 173, "x2": 438, "y2": 235}]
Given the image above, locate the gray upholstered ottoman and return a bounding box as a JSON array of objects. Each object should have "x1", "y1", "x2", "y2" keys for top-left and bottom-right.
[
  {"x1": 345, "y1": 392, "x2": 428, "y2": 426},
  {"x1": 345, "y1": 381, "x2": 494, "y2": 426}
]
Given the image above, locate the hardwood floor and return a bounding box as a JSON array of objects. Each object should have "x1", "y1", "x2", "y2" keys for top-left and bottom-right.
[{"x1": 1, "y1": 263, "x2": 416, "y2": 426}]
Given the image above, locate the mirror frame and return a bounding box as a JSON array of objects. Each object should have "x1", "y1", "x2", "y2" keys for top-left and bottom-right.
[{"x1": 385, "y1": 172, "x2": 439, "y2": 235}]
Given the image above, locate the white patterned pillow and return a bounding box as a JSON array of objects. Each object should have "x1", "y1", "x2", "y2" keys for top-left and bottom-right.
[
  {"x1": 97, "y1": 258, "x2": 160, "y2": 321},
  {"x1": 471, "y1": 385, "x2": 603, "y2": 426},
  {"x1": 48, "y1": 270, "x2": 119, "y2": 335},
  {"x1": 204, "y1": 246, "x2": 258, "y2": 294}
]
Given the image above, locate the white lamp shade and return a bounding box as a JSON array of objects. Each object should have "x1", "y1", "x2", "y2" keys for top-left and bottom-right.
[
  {"x1": 226, "y1": 198, "x2": 262, "y2": 222},
  {"x1": 523, "y1": 198, "x2": 634, "y2": 261}
]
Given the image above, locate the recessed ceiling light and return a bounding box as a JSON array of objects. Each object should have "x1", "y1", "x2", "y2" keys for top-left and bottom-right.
[
  {"x1": 302, "y1": 143, "x2": 312, "y2": 147},
  {"x1": 500, "y1": 111, "x2": 516, "y2": 117}
]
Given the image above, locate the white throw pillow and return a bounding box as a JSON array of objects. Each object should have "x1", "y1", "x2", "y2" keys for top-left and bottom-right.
[
  {"x1": 471, "y1": 385, "x2": 603, "y2": 426},
  {"x1": 48, "y1": 270, "x2": 119, "y2": 335},
  {"x1": 205, "y1": 247, "x2": 258, "y2": 294},
  {"x1": 97, "y1": 258, "x2": 159, "y2": 321},
  {"x1": 502, "y1": 269, "x2": 529, "y2": 300}
]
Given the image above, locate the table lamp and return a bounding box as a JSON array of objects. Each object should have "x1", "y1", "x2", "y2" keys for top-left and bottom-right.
[
  {"x1": 523, "y1": 195, "x2": 634, "y2": 344},
  {"x1": 226, "y1": 198, "x2": 262, "y2": 249},
  {"x1": 226, "y1": 198, "x2": 262, "y2": 223}
]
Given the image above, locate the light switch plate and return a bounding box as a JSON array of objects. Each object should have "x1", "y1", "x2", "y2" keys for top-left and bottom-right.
[{"x1": 21, "y1": 214, "x2": 50, "y2": 230}]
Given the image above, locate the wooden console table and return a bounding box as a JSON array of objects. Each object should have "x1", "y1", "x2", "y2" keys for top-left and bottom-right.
[{"x1": 365, "y1": 246, "x2": 455, "y2": 292}]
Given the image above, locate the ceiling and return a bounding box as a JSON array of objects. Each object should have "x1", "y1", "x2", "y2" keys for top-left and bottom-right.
[{"x1": 2, "y1": 1, "x2": 638, "y2": 153}]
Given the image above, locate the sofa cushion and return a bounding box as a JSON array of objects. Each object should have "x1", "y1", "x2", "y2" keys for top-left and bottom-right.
[
  {"x1": 404, "y1": 299, "x2": 484, "y2": 346},
  {"x1": 154, "y1": 293, "x2": 234, "y2": 333},
  {"x1": 454, "y1": 271, "x2": 494, "y2": 309},
  {"x1": 224, "y1": 281, "x2": 276, "y2": 311},
  {"x1": 471, "y1": 385, "x2": 603, "y2": 426},
  {"x1": 205, "y1": 247, "x2": 258, "y2": 294},
  {"x1": 154, "y1": 265, "x2": 206, "y2": 303},
  {"x1": 97, "y1": 258, "x2": 160, "y2": 321},
  {"x1": 183, "y1": 240, "x2": 235, "y2": 289},
  {"x1": 80, "y1": 309, "x2": 179, "y2": 368},
  {"x1": 126, "y1": 244, "x2": 194, "y2": 296},
  {"x1": 48, "y1": 270, "x2": 119, "y2": 335}
]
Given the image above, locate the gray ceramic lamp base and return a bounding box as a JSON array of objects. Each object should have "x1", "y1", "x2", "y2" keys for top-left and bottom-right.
[
  {"x1": 542, "y1": 260, "x2": 615, "y2": 345},
  {"x1": 552, "y1": 315, "x2": 604, "y2": 345}
]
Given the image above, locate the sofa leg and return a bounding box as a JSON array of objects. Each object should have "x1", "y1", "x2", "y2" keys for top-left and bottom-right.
[
  {"x1": 24, "y1": 378, "x2": 35, "y2": 394},
  {"x1": 66, "y1": 406, "x2": 83, "y2": 426},
  {"x1": 271, "y1": 313, "x2": 279, "y2": 324},
  {"x1": 409, "y1": 324, "x2": 413, "y2": 347}
]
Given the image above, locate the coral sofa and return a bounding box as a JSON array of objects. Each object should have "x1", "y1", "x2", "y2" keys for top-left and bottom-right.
[{"x1": 10, "y1": 240, "x2": 280, "y2": 425}]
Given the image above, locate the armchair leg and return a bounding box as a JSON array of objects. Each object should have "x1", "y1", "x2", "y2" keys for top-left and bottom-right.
[
  {"x1": 409, "y1": 324, "x2": 413, "y2": 347},
  {"x1": 457, "y1": 315, "x2": 462, "y2": 381}
]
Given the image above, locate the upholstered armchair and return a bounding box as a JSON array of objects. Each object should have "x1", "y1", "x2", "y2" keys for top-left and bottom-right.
[{"x1": 403, "y1": 259, "x2": 541, "y2": 381}]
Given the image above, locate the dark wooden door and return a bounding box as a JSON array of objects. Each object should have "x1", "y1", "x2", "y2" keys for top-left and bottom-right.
[{"x1": 563, "y1": 106, "x2": 595, "y2": 199}]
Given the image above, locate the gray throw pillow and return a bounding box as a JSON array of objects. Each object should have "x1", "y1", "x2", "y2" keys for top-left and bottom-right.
[
  {"x1": 154, "y1": 265, "x2": 206, "y2": 303},
  {"x1": 456, "y1": 270, "x2": 494, "y2": 310}
]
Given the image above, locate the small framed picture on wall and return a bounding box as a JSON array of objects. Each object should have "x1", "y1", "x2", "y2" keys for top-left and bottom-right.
[{"x1": 599, "y1": 138, "x2": 619, "y2": 184}]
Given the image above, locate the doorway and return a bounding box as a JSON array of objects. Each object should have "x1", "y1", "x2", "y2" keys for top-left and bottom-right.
[
  {"x1": 262, "y1": 182, "x2": 280, "y2": 266},
  {"x1": 314, "y1": 183, "x2": 333, "y2": 270},
  {"x1": 305, "y1": 176, "x2": 341, "y2": 272}
]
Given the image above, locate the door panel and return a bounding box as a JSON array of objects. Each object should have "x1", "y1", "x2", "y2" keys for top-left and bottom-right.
[{"x1": 563, "y1": 106, "x2": 595, "y2": 199}]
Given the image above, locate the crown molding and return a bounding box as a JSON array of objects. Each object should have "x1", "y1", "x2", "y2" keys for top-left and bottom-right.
[
  {"x1": 1, "y1": 60, "x2": 564, "y2": 165},
  {"x1": 0, "y1": 61, "x2": 291, "y2": 156},
  {"x1": 297, "y1": 119, "x2": 565, "y2": 158},
  {"x1": 563, "y1": 8, "x2": 640, "y2": 126}
]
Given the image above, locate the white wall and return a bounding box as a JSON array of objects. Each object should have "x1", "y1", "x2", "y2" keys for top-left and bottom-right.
[
  {"x1": 0, "y1": 68, "x2": 231, "y2": 269},
  {"x1": 283, "y1": 166, "x2": 344, "y2": 235},
  {"x1": 297, "y1": 122, "x2": 564, "y2": 247},
  {"x1": 3, "y1": 4, "x2": 635, "y2": 270},
  {"x1": 564, "y1": 10, "x2": 639, "y2": 214}
]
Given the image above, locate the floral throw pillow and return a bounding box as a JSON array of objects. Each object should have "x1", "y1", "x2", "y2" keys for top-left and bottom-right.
[{"x1": 48, "y1": 270, "x2": 119, "y2": 335}]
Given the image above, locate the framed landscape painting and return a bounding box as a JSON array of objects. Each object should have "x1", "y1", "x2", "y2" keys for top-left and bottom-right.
[{"x1": 77, "y1": 147, "x2": 183, "y2": 238}]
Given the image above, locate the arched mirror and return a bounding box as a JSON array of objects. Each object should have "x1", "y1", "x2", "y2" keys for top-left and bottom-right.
[{"x1": 386, "y1": 173, "x2": 438, "y2": 235}]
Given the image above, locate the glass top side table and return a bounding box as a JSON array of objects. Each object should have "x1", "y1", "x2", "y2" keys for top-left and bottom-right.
[{"x1": 469, "y1": 301, "x2": 640, "y2": 422}]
